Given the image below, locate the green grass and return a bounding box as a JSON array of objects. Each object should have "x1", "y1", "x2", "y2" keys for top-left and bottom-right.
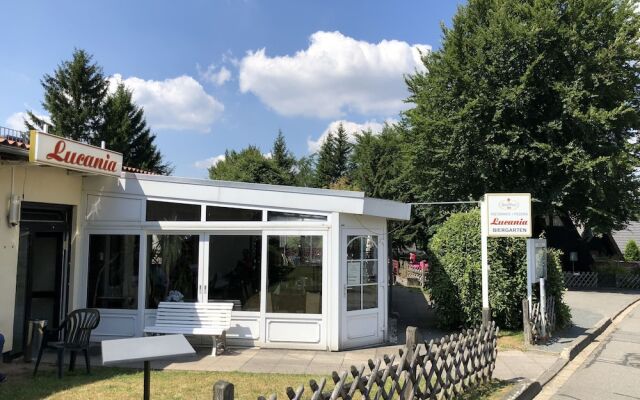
[
  {"x1": 497, "y1": 330, "x2": 525, "y2": 351},
  {"x1": 460, "y1": 380, "x2": 514, "y2": 400},
  {"x1": 0, "y1": 364, "x2": 513, "y2": 400}
]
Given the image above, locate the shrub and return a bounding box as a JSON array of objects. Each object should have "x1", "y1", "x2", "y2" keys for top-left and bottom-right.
[
  {"x1": 427, "y1": 209, "x2": 570, "y2": 330},
  {"x1": 624, "y1": 240, "x2": 640, "y2": 262}
]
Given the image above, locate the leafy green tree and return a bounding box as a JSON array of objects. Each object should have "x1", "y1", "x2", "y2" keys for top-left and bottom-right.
[
  {"x1": 294, "y1": 155, "x2": 317, "y2": 187},
  {"x1": 27, "y1": 49, "x2": 108, "y2": 142},
  {"x1": 100, "y1": 84, "x2": 171, "y2": 175},
  {"x1": 404, "y1": 0, "x2": 640, "y2": 234},
  {"x1": 209, "y1": 146, "x2": 283, "y2": 184},
  {"x1": 271, "y1": 130, "x2": 296, "y2": 185},
  {"x1": 624, "y1": 240, "x2": 640, "y2": 262}
]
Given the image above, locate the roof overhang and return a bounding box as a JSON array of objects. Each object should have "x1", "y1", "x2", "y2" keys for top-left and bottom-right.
[{"x1": 84, "y1": 173, "x2": 412, "y2": 221}]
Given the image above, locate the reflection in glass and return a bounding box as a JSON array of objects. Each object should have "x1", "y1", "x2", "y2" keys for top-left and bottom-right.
[
  {"x1": 362, "y1": 261, "x2": 377, "y2": 283},
  {"x1": 87, "y1": 235, "x2": 140, "y2": 309},
  {"x1": 146, "y1": 235, "x2": 199, "y2": 308},
  {"x1": 209, "y1": 235, "x2": 261, "y2": 311},
  {"x1": 267, "y1": 211, "x2": 327, "y2": 222},
  {"x1": 346, "y1": 235, "x2": 379, "y2": 311},
  {"x1": 206, "y1": 206, "x2": 262, "y2": 222},
  {"x1": 347, "y1": 286, "x2": 361, "y2": 311},
  {"x1": 267, "y1": 235, "x2": 323, "y2": 314},
  {"x1": 362, "y1": 285, "x2": 378, "y2": 309},
  {"x1": 146, "y1": 200, "x2": 201, "y2": 221}
]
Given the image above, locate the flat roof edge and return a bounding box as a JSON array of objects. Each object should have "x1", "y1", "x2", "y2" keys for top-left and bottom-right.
[{"x1": 123, "y1": 173, "x2": 365, "y2": 199}]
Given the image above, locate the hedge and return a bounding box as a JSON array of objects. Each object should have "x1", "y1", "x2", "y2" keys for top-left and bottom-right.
[{"x1": 426, "y1": 209, "x2": 570, "y2": 330}]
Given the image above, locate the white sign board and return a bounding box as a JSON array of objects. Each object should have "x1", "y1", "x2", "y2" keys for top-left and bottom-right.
[
  {"x1": 29, "y1": 130, "x2": 123, "y2": 177},
  {"x1": 485, "y1": 193, "x2": 532, "y2": 237}
]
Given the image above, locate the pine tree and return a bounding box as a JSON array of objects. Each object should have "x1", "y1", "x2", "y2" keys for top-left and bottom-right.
[
  {"x1": 315, "y1": 123, "x2": 354, "y2": 187},
  {"x1": 100, "y1": 84, "x2": 172, "y2": 175},
  {"x1": 315, "y1": 132, "x2": 337, "y2": 187},
  {"x1": 27, "y1": 49, "x2": 108, "y2": 142},
  {"x1": 333, "y1": 123, "x2": 352, "y2": 179},
  {"x1": 271, "y1": 130, "x2": 296, "y2": 185},
  {"x1": 26, "y1": 49, "x2": 170, "y2": 174}
]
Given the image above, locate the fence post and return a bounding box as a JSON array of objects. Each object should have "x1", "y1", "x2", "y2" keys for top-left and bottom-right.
[
  {"x1": 403, "y1": 326, "x2": 418, "y2": 400},
  {"x1": 214, "y1": 380, "x2": 234, "y2": 400},
  {"x1": 522, "y1": 299, "x2": 531, "y2": 346}
]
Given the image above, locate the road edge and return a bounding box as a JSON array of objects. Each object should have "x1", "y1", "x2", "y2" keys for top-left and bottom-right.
[{"x1": 500, "y1": 296, "x2": 640, "y2": 400}]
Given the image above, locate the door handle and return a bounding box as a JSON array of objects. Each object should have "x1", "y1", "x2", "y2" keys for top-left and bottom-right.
[{"x1": 199, "y1": 284, "x2": 202, "y2": 294}]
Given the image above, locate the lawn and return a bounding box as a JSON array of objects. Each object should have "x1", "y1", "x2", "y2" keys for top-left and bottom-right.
[
  {"x1": 0, "y1": 365, "x2": 512, "y2": 400},
  {"x1": 497, "y1": 330, "x2": 525, "y2": 351}
]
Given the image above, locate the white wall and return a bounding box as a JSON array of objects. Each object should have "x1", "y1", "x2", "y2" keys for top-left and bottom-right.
[{"x1": 0, "y1": 165, "x2": 82, "y2": 352}]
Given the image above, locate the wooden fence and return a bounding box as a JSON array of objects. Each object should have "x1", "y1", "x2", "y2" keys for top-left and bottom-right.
[
  {"x1": 522, "y1": 296, "x2": 556, "y2": 344},
  {"x1": 564, "y1": 271, "x2": 640, "y2": 290},
  {"x1": 395, "y1": 260, "x2": 426, "y2": 288},
  {"x1": 214, "y1": 323, "x2": 499, "y2": 400},
  {"x1": 563, "y1": 272, "x2": 598, "y2": 289}
]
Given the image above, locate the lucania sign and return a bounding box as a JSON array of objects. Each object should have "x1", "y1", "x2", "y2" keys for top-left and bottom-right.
[
  {"x1": 485, "y1": 193, "x2": 532, "y2": 237},
  {"x1": 29, "y1": 130, "x2": 123, "y2": 177}
]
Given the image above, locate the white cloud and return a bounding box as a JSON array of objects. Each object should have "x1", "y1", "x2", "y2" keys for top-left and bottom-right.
[
  {"x1": 193, "y1": 154, "x2": 226, "y2": 169},
  {"x1": 5, "y1": 111, "x2": 51, "y2": 131},
  {"x1": 239, "y1": 31, "x2": 429, "y2": 118},
  {"x1": 198, "y1": 64, "x2": 232, "y2": 86},
  {"x1": 110, "y1": 74, "x2": 224, "y2": 132},
  {"x1": 307, "y1": 118, "x2": 397, "y2": 153}
]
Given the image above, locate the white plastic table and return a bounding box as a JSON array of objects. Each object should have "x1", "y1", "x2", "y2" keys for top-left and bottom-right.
[{"x1": 101, "y1": 334, "x2": 195, "y2": 400}]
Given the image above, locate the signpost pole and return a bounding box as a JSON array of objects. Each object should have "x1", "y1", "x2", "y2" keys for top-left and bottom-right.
[{"x1": 480, "y1": 198, "x2": 490, "y2": 325}]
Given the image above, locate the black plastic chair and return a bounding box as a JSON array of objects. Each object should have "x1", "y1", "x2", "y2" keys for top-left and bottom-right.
[{"x1": 33, "y1": 308, "x2": 101, "y2": 378}]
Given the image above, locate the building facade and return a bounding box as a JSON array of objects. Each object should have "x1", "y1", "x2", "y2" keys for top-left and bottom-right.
[{"x1": 0, "y1": 129, "x2": 410, "y2": 356}]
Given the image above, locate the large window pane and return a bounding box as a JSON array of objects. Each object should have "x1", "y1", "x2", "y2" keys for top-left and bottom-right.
[
  {"x1": 208, "y1": 235, "x2": 261, "y2": 311},
  {"x1": 146, "y1": 200, "x2": 201, "y2": 221},
  {"x1": 206, "y1": 206, "x2": 262, "y2": 222},
  {"x1": 267, "y1": 235, "x2": 323, "y2": 314},
  {"x1": 146, "y1": 235, "x2": 199, "y2": 308},
  {"x1": 87, "y1": 235, "x2": 140, "y2": 309}
]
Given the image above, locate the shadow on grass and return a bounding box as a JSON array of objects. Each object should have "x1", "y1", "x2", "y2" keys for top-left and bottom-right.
[{"x1": 0, "y1": 366, "x2": 140, "y2": 400}]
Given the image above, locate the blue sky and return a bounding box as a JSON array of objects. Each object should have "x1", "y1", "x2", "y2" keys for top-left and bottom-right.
[{"x1": 0, "y1": 1, "x2": 462, "y2": 177}]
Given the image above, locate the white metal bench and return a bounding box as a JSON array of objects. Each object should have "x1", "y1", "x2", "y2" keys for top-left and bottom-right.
[{"x1": 144, "y1": 302, "x2": 233, "y2": 356}]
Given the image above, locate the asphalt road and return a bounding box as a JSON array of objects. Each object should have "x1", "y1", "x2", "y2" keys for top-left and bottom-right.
[{"x1": 545, "y1": 300, "x2": 640, "y2": 400}]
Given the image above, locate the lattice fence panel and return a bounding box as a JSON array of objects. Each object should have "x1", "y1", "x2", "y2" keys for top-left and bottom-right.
[
  {"x1": 616, "y1": 273, "x2": 640, "y2": 289},
  {"x1": 563, "y1": 272, "x2": 598, "y2": 289},
  {"x1": 528, "y1": 296, "x2": 555, "y2": 344},
  {"x1": 255, "y1": 322, "x2": 499, "y2": 400},
  {"x1": 397, "y1": 260, "x2": 426, "y2": 287}
]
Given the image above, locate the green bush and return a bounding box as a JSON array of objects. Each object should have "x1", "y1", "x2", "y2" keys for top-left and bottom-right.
[
  {"x1": 545, "y1": 248, "x2": 571, "y2": 329},
  {"x1": 624, "y1": 240, "x2": 640, "y2": 262},
  {"x1": 426, "y1": 209, "x2": 570, "y2": 330}
]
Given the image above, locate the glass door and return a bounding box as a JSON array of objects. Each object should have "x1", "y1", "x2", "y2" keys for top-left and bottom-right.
[{"x1": 342, "y1": 232, "x2": 385, "y2": 348}]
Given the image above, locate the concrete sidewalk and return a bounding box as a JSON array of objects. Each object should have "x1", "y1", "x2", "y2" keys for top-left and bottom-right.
[
  {"x1": 534, "y1": 290, "x2": 640, "y2": 354},
  {"x1": 543, "y1": 301, "x2": 640, "y2": 399},
  {"x1": 26, "y1": 340, "x2": 555, "y2": 383}
]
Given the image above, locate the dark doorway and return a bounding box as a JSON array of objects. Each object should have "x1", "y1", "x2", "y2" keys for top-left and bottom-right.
[{"x1": 11, "y1": 202, "x2": 71, "y2": 357}]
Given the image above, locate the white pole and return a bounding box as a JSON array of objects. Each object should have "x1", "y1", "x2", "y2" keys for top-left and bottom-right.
[
  {"x1": 480, "y1": 199, "x2": 490, "y2": 324},
  {"x1": 540, "y1": 277, "x2": 547, "y2": 338},
  {"x1": 526, "y1": 240, "x2": 533, "y2": 315}
]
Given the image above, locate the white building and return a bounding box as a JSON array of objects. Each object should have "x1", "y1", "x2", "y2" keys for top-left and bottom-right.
[{"x1": 0, "y1": 129, "x2": 410, "y2": 357}]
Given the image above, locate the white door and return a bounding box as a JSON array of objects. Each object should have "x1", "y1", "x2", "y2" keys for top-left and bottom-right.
[{"x1": 341, "y1": 232, "x2": 386, "y2": 348}]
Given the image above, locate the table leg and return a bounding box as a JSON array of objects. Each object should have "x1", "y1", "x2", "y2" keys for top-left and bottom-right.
[{"x1": 144, "y1": 360, "x2": 150, "y2": 400}]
